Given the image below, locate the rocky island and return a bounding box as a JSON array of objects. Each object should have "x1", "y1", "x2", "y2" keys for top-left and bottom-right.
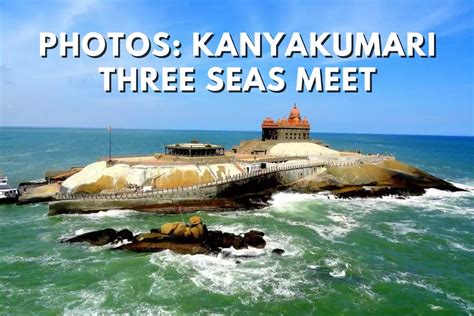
[
  {"x1": 17, "y1": 104, "x2": 462, "y2": 215},
  {"x1": 62, "y1": 216, "x2": 272, "y2": 256}
]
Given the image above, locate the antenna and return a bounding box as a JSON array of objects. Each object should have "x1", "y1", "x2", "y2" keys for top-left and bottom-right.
[{"x1": 176, "y1": 204, "x2": 185, "y2": 223}]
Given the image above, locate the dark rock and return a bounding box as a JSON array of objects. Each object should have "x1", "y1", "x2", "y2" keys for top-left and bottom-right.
[
  {"x1": 248, "y1": 230, "x2": 265, "y2": 237},
  {"x1": 243, "y1": 231, "x2": 266, "y2": 249},
  {"x1": 272, "y1": 248, "x2": 285, "y2": 255},
  {"x1": 221, "y1": 232, "x2": 236, "y2": 248},
  {"x1": 117, "y1": 229, "x2": 134, "y2": 242},
  {"x1": 204, "y1": 230, "x2": 224, "y2": 250},
  {"x1": 232, "y1": 235, "x2": 246, "y2": 250},
  {"x1": 63, "y1": 228, "x2": 118, "y2": 246}
]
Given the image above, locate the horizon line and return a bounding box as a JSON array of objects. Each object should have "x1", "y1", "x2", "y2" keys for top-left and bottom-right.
[{"x1": 0, "y1": 125, "x2": 472, "y2": 138}]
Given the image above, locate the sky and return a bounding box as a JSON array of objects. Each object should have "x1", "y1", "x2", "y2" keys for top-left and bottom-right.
[{"x1": 0, "y1": 0, "x2": 473, "y2": 136}]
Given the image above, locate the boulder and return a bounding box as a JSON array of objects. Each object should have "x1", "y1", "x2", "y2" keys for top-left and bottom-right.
[
  {"x1": 172, "y1": 223, "x2": 187, "y2": 237},
  {"x1": 221, "y1": 232, "x2": 237, "y2": 248},
  {"x1": 204, "y1": 230, "x2": 224, "y2": 250},
  {"x1": 189, "y1": 216, "x2": 202, "y2": 225},
  {"x1": 272, "y1": 248, "x2": 285, "y2": 255},
  {"x1": 158, "y1": 217, "x2": 206, "y2": 240},
  {"x1": 161, "y1": 222, "x2": 179, "y2": 235},
  {"x1": 243, "y1": 230, "x2": 266, "y2": 249},
  {"x1": 63, "y1": 228, "x2": 118, "y2": 246},
  {"x1": 232, "y1": 235, "x2": 245, "y2": 250},
  {"x1": 117, "y1": 229, "x2": 135, "y2": 242},
  {"x1": 189, "y1": 224, "x2": 204, "y2": 239}
]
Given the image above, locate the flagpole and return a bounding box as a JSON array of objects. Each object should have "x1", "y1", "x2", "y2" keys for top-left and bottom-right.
[{"x1": 108, "y1": 125, "x2": 112, "y2": 162}]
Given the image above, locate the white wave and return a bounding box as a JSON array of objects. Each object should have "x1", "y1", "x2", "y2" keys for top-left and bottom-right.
[
  {"x1": 324, "y1": 258, "x2": 340, "y2": 267},
  {"x1": 274, "y1": 216, "x2": 358, "y2": 242},
  {"x1": 384, "y1": 221, "x2": 427, "y2": 236},
  {"x1": 61, "y1": 209, "x2": 138, "y2": 219},
  {"x1": 329, "y1": 270, "x2": 346, "y2": 278},
  {"x1": 447, "y1": 241, "x2": 474, "y2": 253},
  {"x1": 307, "y1": 187, "x2": 473, "y2": 218},
  {"x1": 73, "y1": 228, "x2": 88, "y2": 236},
  {"x1": 307, "y1": 258, "x2": 350, "y2": 279},
  {"x1": 220, "y1": 246, "x2": 265, "y2": 258},
  {"x1": 357, "y1": 284, "x2": 379, "y2": 300},
  {"x1": 271, "y1": 183, "x2": 473, "y2": 206},
  {"x1": 367, "y1": 228, "x2": 400, "y2": 244},
  {"x1": 84, "y1": 209, "x2": 138, "y2": 218},
  {"x1": 451, "y1": 182, "x2": 474, "y2": 192},
  {"x1": 207, "y1": 210, "x2": 273, "y2": 219},
  {"x1": 429, "y1": 304, "x2": 444, "y2": 311},
  {"x1": 269, "y1": 192, "x2": 318, "y2": 210},
  {"x1": 327, "y1": 214, "x2": 353, "y2": 223},
  {"x1": 210, "y1": 223, "x2": 247, "y2": 235},
  {"x1": 149, "y1": 239, "x2": 306, "y2": 302}
]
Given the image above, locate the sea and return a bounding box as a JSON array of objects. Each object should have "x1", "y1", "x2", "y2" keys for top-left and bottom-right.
[{"x1": 0, "y1": 127, "x2": 473, "y2": 315}]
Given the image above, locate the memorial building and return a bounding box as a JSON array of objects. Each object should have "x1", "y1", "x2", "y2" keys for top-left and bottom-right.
[{"x1": 261, "y1": 104, "x2": 310, "y2": 141}]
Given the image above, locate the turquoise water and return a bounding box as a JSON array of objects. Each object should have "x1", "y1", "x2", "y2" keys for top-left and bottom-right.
[{"x1": 0, "y1": 128, "x2": 473, "y2": 314}]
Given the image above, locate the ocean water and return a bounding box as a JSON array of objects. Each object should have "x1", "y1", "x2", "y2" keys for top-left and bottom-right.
[{"x1": 0, "y1": 127, "x2": 473, "y2": 314}]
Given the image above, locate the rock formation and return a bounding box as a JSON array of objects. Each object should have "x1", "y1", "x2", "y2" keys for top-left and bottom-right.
[
  {"x1": 61, "y1": 217, "x2": 268, "y2": 255},
  {"x1": 291, "y1": 158, "x2": 463, "y2": 197},
  {"x1": 62, "y1": 228, "x2": 134, "y2": 246},
  {"x1": 60, "y1": 161, "x2": 242, "y2": 194}
]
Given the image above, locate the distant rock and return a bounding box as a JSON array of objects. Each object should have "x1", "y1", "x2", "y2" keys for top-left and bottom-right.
[
  {"x1": 291, "y1": 158, "x2": 464, "y2": 198},
  {"x1": 272, "y1": 248, "x2": 285, "y2": 255}
]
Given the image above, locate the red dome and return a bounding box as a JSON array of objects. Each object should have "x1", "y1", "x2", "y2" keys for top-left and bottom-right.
[
  {"x1": 288, "y1": 105, "x2": 301, "y2": 121},
  {"x1": 261, "y1": 104, "x2": 310, "y2": 129}
]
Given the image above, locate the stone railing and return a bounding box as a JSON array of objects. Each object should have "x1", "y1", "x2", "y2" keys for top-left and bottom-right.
[{"x1": 55, "y1": 155, "x2": 389, "y2": 201}]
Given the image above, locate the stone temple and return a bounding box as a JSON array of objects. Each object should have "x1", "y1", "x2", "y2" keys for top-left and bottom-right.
[{"x1": 261, "y1": 104, "x2": 310, "y2": 141}]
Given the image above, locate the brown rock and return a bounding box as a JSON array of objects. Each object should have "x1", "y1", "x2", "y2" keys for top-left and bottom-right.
[
  {"x1": 117, "y1": 240, "x2": 210, "y2": 254},
  {"x1": 189, "y1": 224, "x2": 204, "y2": 239},
  {"x1": 161, "y1": 222, "x2": 179, "y2": 235},
  {"x1": 232, "y1": 235, "x2": 246, "y2": 249},
  {"x1": 172, "y1": 223, "x2": 186, "y2": 237},
  {"x1": 189, "y1": 216, "x2": 202, "y2": 225},
  {"x1": 243, "y1": 231, "x2": 266, "y2": 249},
  {"x1": 291, "y1": 158, "x2": 464, "y2": 198},
  {"x1": 221, "y1": 232, "x2": 236, "y2": 248}
]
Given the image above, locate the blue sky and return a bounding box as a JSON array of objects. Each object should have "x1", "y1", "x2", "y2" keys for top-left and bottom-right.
[{"x1": 0, "y1": 0, "x2": 473, "y2": 136}]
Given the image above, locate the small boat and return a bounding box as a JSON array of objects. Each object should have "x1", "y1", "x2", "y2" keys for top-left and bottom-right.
[{"x1": 0, "y1": 173, "x2": 19, "y2": 204}]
